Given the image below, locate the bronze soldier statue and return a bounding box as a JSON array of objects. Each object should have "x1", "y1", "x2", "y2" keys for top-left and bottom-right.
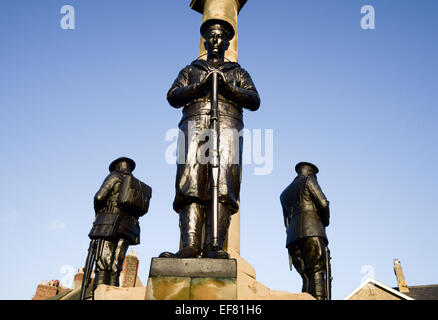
[
  {"x1": 280, "y1": 162, "x2": 331, "y2": 300},
  {"x1": 160, "y1": 18, "x2": 260, "y2": 259},
  {"x1": 80, "y1": 157, "x2": 151, "y2": 298}
]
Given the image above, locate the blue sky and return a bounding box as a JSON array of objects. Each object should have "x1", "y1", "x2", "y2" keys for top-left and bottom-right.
[{"x1": 0, "y1": 0, "x2": 437, "y2": 300}]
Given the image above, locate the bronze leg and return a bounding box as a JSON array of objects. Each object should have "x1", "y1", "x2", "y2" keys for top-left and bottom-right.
[
  {"x1": 109, "y1": 238, "x2": 130, "y2": 286},
  {"x1": 302, "y1": 237, "x2": 327, "y2": 300},
  {"x1": 203, "y1": 202, "x2": 231, "y2": 259},
  {"x1": 93, "y1": 239, "x2": 113, "y2": 288},
  {"x1": 289, "y1": 244, "x2": 310, "y2": 293}
]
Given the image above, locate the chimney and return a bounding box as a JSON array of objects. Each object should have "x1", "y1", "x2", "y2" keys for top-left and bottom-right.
[
  {"x1": 120, "y1": 250, "x2": 140, "y2": 287},
  {"x1": 73, "y1": 268, "x2": 84, "y2": 290},
  {"x1": 32, "y1": 280, "x2": 60, "y2": 300},
  {"x1": 393, "y1": 259, "x2": 409, "y2": 293}
]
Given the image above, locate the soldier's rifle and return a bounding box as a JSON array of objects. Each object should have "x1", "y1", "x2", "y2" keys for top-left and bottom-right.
[
  {"x1": 285, "y1": 217, "x2": 293, "y2": 271},
  {"x1": 80, "y1": 239, "x2": 99, "y2": 300},
  {"x1": 325, "y1": 246, "x2": 333, "y2": 300},
  {"x1": 210, "y1": 70, "x2": 220, "y2": 251}
]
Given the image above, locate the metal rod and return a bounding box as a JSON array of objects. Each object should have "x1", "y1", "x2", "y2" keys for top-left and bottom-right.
[{"x1": 210, "y1": 71, "x2": 220, "y2": 250}]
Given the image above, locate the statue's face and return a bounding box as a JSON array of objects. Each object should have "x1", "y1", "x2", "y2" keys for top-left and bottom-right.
[
  {"x1": 204, "y1": 25, "x2": 230, "y2": 58},
  {"x1": 115, "y1": 161, "x2": 131, "y2": 173}
]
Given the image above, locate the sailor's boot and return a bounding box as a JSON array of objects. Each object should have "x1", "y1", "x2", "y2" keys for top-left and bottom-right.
[
  {"x1": 204, "y1": 203, "x2": 231, "y2": 259},
  {"x1": 159, "y1": 203, "x2": 203, "y2": 258}
]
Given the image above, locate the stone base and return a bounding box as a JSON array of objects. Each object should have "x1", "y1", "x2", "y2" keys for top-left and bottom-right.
[
  {"x1": 94, "y1": 285, "x2": 147, "y2": 300},
  {"x1": 145, "y1": 258, "x2": 237, "y2": 300},
  {"x1": 252, "y1": 290, "x2": 315, "y2": 300},
  {"x1": 86, "y1": 254, "x2": 313, "y2": 300},
  {"x1": 227, "y1": 249, "x2": 315, "y2": 300}
]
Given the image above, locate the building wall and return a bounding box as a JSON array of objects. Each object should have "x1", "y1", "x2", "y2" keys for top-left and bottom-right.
[{"x1": 349, "y1": 283, "x2": 401, "y2": 300}]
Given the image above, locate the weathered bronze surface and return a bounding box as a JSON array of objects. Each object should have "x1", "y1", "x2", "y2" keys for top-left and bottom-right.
[
  {"x1": 280, "y1": 162, "x2": 331, "y2": 300},
  {"x1": 159, "y1": 19, "x2": 259, "y2": 260}
]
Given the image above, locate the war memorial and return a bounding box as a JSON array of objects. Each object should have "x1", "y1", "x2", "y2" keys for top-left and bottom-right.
[
  {"x1": 1, "y1": 1, "x2": 435, "y2": 316},
  {"x1": 56, "y1": 0, "x2": 332, "y2": 303}
]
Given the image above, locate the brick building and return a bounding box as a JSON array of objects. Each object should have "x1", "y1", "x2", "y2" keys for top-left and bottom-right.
[
  {"x1": 32, "y1": 280, "x2": 70, "y2": 300},
  {"x1": 32, "y1": 250, "x2": 142, "y2": 300}
]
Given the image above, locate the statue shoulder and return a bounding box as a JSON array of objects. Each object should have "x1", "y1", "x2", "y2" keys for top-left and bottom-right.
[
  {"x1": 306, "y1": 175, "x2": 319, "y2": 186},
  {"x1": 280, "y1": 180, "x2": 295, "y2": 202},
  {"x1": 176, "y1": 64, "x2": 194, "y2": 76},
  {"x1": 280, "y1": 187, "x2": 287, "y2": 202},
  {"x1": 237, "y1": 66, "x2": 254, "y2": 79},
  {"x1": 103, "y1": 172, "x2": 124, "y2": 186},
  {"x1": 94, "y1": 172, "x2": 123, "y2": 203}
]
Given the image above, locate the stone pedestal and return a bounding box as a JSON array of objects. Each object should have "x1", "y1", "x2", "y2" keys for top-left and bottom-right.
[
  {"x1": 94, "y1": 285, "x2": 147, "y2": 300},
  {"x1": 145, "y1": 258, "x2": 237, "y2": 300},
  {"x1": 227, "y1": 248, "x2": 315, "y2": 300}
]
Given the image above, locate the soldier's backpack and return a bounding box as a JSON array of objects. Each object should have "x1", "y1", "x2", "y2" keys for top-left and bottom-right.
[
  {"x1": 88, "y1": 213, "x2": 121, "y2": 241},
  {"x1": 117, "y1": 174, "x2": 152, "y2": 217}
]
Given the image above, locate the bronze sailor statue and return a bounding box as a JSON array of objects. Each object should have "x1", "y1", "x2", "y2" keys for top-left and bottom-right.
[{"x1": 160, "y1": 18, "x2": 260, "y2": 259}]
